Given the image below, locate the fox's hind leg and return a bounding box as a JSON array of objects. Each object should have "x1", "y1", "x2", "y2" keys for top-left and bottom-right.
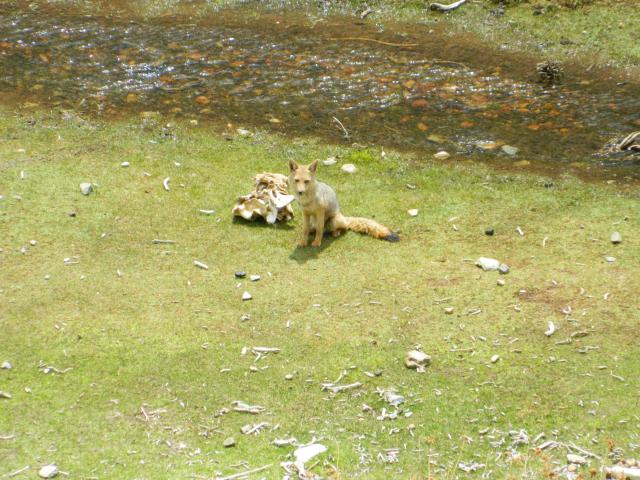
[{"x1": 328, "y1": 213, "x2": 348, "y2": 238}]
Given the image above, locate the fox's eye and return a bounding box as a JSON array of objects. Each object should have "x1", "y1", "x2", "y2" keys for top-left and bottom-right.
[{"x1": 304, "y1": 180, "x2": 310, "y2": 184}]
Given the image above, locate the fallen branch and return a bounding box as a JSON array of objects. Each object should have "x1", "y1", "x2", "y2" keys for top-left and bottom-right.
[
  {"x1": 329, "y1": 37, "x2": 418, "y2": 48},
  {"x1": 430, "y1": 0, "x2": 467, "y2": 12},
  {"x1": 322, "y1": 381, "x2": 363, "y2": 393},
  {"x1": 604, "y1": 466, "x2": 640, "y2": 479},
  {"x1": 7, "y1": 466, "x2": 30, "y2": 477},
  {"x1": 332, "y1": 117, "x2": 350, "y2": 139},
  {"x1": 0, "y1": 434, "x2": 16, "y2": 440},
  {"x1": 215, "y1": 464, "x2": 272, "y2": 480},
  {"x1": 152, "y1": 239, "x2": 176, "y2": 244}
]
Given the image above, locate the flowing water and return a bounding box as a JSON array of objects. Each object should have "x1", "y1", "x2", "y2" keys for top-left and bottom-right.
[{"x1": 1, "y1": 1, "x2": 639, "y2": 183}]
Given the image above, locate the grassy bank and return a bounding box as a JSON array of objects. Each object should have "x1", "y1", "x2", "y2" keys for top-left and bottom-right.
[{"x1": 1, "y1": 109, "x2": 638, "y2": 478}]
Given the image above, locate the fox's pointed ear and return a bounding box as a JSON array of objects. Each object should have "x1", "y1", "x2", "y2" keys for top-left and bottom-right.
[
  {"x1": 308, "y1": 160, "x2": 318, "y2": 173},
  {"x1": 288, "y1": 159, "x2": 299, "y2": 172}
]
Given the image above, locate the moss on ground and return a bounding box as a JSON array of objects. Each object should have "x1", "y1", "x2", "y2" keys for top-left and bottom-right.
[{"x1": 0, "y1": 110, "x2": 638, "y2": 478}]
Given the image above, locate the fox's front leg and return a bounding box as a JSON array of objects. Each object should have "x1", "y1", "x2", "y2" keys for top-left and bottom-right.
[
  {"x1": 311, "y1": 208, "x2": 325, "y2": 247},
  {"x1": 298, "y1": 212, "x2": 311, "y2": 247}
]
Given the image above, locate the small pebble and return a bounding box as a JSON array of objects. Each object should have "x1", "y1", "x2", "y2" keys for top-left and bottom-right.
[
  {"x1": 0, "y1": 391, "x2": 11, "y2": 399},
  {"x1": 407, "y1": 209, "x2": 419, "y2": 217},
  {"x1": 68, "y1": 211, "x2": 77, "y2": 217},
  {"x1": 604, "y1": 256, "x2": 616, "y2": 263},
  {"x1": 498, "y1": 263, "x2": 510, "y2": 274},
  {"x1": 240, "y1": 314, "x2": 251, "y2": 322},
  {"x1": 485, "y1": 228, "x2": 494, "y2": 236},
  {"x1": 323, "y1": 157, "x2": 337, "y2": 166},
  {"x1": 249, "y1": 274, "x2": 261, "y2": 282},
  {"x1": 341, "y1": 163, "x2": 357, "y2": 174},
  {"x1": 610, "y1": 231, "x2": 622, "y2": 244},
  {"x1": 497, "y1": 279, "x2": 505, "y2": 286},
  {"x1": 79, "y1": 182, "x2": 93, "y2": 195},
  {"x1": 235, "y1": 271, "x2": 247, "y2": 278},
  {"x1": 236, "y1": 128, "x2": 251, "y2": 137},
  {"x1": 1, "y1": 361, "x2": 12, "y2": 369},
  {"x1": 444, "y1": 307, "x2": 454, "y2": 314},
  {"x1": 38, "y1": 465, "x2": 59, "y2": 479},
  {"x1": 433, "y1": 151, "x2": 450, "y2": 160},
  {"x1": 242, "y1": 291, "x2": 252, "y2": 301},
  {"x1": 501, "y1": 145, "x2": 519, "y2": 156},
  {"x1": 30, "y1": 239, "x2": 37, "y2": 246},
  {"x1": 120, "y1": 161, "x2": 130, "y2": 168},
  {"x1": 223, "y1": 437, "x2": 236, "y2": 448},
  {"x1": 285, "y1": 374, "x2": 294, "y2": 380},
  {"x1": 491, "y1": 354, "x2": 500, "y2": 363}
]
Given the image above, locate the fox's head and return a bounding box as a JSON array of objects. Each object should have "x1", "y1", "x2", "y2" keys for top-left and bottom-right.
[{"x1": 288, "y1": 160, "x2": 318, "y2": 197}]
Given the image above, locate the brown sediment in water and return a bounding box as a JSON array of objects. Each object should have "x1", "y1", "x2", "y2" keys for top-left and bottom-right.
[{"x1": 0, "y1": 1, "x2": 638, "y2": 185}]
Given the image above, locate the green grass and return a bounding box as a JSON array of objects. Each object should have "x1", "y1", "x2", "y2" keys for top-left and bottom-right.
[{"x1": 0, "y1": 109, "x2": 638, "y2": 478}]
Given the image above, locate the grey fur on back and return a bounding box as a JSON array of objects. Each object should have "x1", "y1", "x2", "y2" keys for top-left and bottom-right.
[{"x1": 314, "y1": 181, "x2": 340, "y2": 218}]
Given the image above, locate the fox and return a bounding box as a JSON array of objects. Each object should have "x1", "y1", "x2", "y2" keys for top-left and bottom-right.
[{"x1": 288, "y1": 159, "x2": 399, "y2": 247}]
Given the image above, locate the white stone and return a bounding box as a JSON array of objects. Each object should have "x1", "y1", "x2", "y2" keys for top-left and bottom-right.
[
  {"x1": 323, "y1": 157, "x2": 337, "y2": 166},
  {"x1": 501, "y1": 145, "x2": 519, "y2": 156},
  {"x1": 611, "y1": 231, "x2": 622, "y2": 244},
  {"x1": 38, "y1": 465, "x2": 59, "y2": 478},
  {"x1": 341, "y1": 163, "x2": 357, "y2": 174},
  {"x1": 433, "y1": 151, "x2": 450, "y2": 160},
  {"x1": 249, "y1": 274, "x2": 261, "y2": 282},
  {"x1": 475, "y1": 257, "x2": 500, "y2": 271},
  {"x1": 120, "y1": 161, "x2": 130, "y2": 167},
  {"x1": 242, "y1": 291, "x2": 252, "y2": 301},
  {"x1": 1, "y1": 361, "x2": 11, "y2": 369},
  {"x1": 79, "y1": 183, "x2": 93, "y2": 195},
  {"x1": 491, "y1": 354, "x2": 500, "y2": 363},
  {"x1": 407, "y1": 209, "x2": 419, "y2": 217}
]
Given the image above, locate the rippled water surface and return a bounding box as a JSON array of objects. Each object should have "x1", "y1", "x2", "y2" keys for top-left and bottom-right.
[{"x1": 1, "y1": 1, "x2": 639, "y2": 181}]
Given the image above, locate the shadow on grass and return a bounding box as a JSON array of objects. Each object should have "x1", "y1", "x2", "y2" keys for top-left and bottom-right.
[
  {"x1": 289, "y1": 234, "x2": 339, "y2": 264},
  {"x1": 232, "y1": 216, "x2": 295, "y2": 231}
]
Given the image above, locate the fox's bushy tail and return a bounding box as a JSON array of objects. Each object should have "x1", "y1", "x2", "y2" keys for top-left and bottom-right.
[{"x1": 343, "y1": 216, "x2": 399, "y2": 242}]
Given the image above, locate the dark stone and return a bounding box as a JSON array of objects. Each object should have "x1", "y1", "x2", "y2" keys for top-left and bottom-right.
[
  {"x1": 235, "y1": 271, "x2": 246, "y2": 278},
  {"x1": 485, "y1": 228, "x2": 495, "y2": 236}
]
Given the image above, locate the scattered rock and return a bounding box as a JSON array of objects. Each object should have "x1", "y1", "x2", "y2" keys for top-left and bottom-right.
[
  {"x1": 223, "y1": 437, "x2": 236, "y2": 448},
  {"x1": 604, "y1": 256, "x2": 616, "y2": 263},
  {"x1": 433, "y1": 150, "x2": 450, "y2": 160},
  {"x1": 235, "y1": 271, "x2": 246, "y2": 278},
  {"x1": 284, "y1": 374, "x2": 294, "y2": 381},
  {"x1": 404, "y1": 350, "x2": 431, "y2": 372},
  {"x1": 38, "y1": 465, "x2": 59, "y2": 478},
  {"x1": 485, "y1": 228, "x2": 495, "y2": 236},
  {"x1": 567, "y1": 454, "x2": 587, "y2": 465},
  {"x1": 498, "y1": 263, "x2": 510, "y2": 274},
  {"x1": 249, "y1": 274, "x2": 261, "y2": 282},
  {"x1": 341, "y1": 163, "x2": 357, "y2": 174},
  {"x1": 491, "y1": 354, "x2": 500, "y2": 363},
  {"x1": 407, "y1": 209, "x2": 419, "y2": 217},
  {"x1": 611, "y1": 231, "x2": 622, "y2": 244},
  {"x1": 242, "y1": 291, "x2": 252, "y2": 301},
  {"x1": 475, "y1": 257, "x2": 500, "y2": 271},
  {"x1": 497, "y1": 279, "x2": 505, "y2": 286},
  {"x1": 501, "y1": 145, "x2": 519, "y2": 156},
  {"x1": 323, "y1": 157, "x2": 337, "y2": 166},
  {"x1": 0, "y1": 391, "x2": 11, "y2": 399},
  {"x1": 120, "y1": 161, "x2": 130, "y2": 167},
  {"x1": 1, "y1": 361, "x2": 12, "y2": 369},
  {"x1": 79, "y1": 183, "x2": 93, "y2": 195},
  {"x1": 236, "y1": 128, "x2": 251, "y2": 137},
  {"x1": 427, "y1": 134, "x2": 446, "y2": 144},
  {"x1": 444, "y1": 306, "x2": 454, "y2": 314}
]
